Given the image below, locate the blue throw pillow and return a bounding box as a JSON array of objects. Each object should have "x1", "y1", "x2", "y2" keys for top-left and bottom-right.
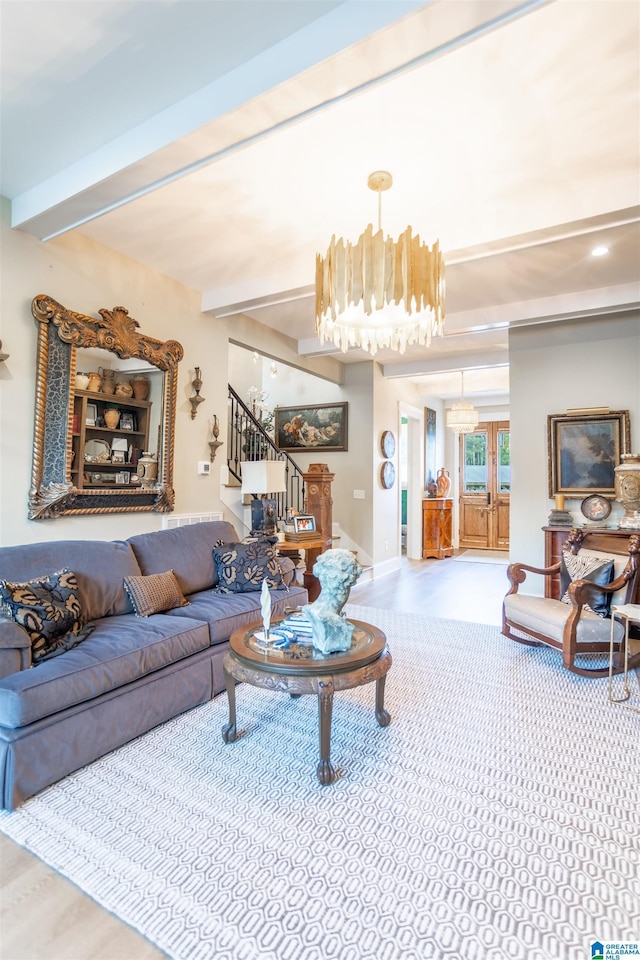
[
  {"x1": 559, "y1": 550, "x2": 614, "y2": 617},
  {"x1": 212, "y1": 541, "x2": 284, "y2": 594}
]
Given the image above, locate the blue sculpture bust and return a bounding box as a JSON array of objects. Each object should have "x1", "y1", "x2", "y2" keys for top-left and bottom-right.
[{"x1": 303, "y1": 549, "x2": 361, "y2": 654}]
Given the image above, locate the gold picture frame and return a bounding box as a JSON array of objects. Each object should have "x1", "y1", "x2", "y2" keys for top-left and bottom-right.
[{"x1": 547, "y1": 410, "x2": 630, "y2": 497}]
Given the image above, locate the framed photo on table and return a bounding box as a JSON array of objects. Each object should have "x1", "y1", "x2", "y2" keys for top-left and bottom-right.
[
  {"x1": 547, "y1": 410, "x2": 630, "y2": 497},
  {"x1": 293, "y1": 515, "x2": 316, "y2": 534}
]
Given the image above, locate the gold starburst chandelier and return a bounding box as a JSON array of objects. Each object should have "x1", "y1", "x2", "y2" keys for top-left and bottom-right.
[{"x1": 315, "y1": 171, "x2": 445, "y2": 356}]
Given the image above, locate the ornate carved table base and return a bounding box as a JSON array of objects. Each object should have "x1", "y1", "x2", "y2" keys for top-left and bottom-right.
[{"x1": 222, "y1": 619, "x2": 392, "y2": 785}]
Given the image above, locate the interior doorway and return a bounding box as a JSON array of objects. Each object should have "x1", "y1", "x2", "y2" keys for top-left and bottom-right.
[{"x1": 458, "y1": 421, "x2": 510, "y2": 550}]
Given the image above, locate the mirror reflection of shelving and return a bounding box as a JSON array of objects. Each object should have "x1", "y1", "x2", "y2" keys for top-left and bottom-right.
[{"x1": 72, "y1": 350, "x2": 163, "y2": 491}]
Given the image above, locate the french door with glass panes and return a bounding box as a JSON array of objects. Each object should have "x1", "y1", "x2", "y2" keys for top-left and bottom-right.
[{"x1": 458, "y1": 421, "x2": 510, "y2": 550}]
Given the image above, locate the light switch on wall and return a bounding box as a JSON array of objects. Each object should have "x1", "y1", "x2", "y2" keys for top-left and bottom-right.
[
  {"x1": 197, "y1": 461, "x2": 210, "y2": 475},
  {"x1": 353, "y1": 489, "x2": 365, "y2": 499}
]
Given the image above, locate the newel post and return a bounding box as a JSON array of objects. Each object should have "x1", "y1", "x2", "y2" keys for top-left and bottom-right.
[{"x1": 302, "y1": 463, "x2": 335, "y2": 540}]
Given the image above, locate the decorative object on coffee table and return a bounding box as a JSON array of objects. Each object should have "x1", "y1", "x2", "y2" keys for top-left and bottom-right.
[{"x1": 302, "y1": 548, "x2": 361, "y2": 654}]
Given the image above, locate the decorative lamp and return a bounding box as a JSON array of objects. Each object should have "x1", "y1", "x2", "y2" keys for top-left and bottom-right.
[
  {"x1": 446, "y1": 371, "x2": 479, "y2": 435},
  {"x1": 315, "y1": 170, "x2": 445, "y2": 356},
  {"x1": 241, "y1": 460, "x2": 287, "y2": 536}
]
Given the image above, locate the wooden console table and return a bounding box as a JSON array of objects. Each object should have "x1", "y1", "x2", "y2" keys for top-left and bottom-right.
[
  {"x1": 543, "y1": 526, "x2": 640, "y2": 603},
  {"x1": 422, "y1": 499, "x2": 453, "y2": 559}
]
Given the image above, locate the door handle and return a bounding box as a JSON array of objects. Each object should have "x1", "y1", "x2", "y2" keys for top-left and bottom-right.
[{"x1": 487, "y1": 492, "x2": 491, "y2": 505}]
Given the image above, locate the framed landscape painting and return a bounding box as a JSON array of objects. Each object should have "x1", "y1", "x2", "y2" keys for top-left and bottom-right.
[
  {"x1": 275, "y1": 403, "x2": 348, "y2": 452},
  {"x1": 547, "y1": 410, "x2": 630, "y2": 497}
]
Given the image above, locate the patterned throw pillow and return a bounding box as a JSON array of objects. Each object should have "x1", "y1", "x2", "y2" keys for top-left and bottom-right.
[
  {"x1": 123, "y1": 570, "x2": 190, "y2": 617},
  {"x1": 0, "y1": 568, "x2": 94, "y2": 664},
  {"x1": 212, "y1": 540, "x2": 285, "y2": 594},
  {"x1": 559, "y1": 549, "x2": 614, "y2": 617}
]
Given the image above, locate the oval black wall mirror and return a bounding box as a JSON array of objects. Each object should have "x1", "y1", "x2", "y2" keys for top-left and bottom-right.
[{"x1": 29, "y1": 294, "x2": 183, "y2": 520}]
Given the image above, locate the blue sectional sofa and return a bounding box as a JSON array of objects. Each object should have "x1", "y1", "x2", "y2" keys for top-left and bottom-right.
[{"x1": 0, "y1": 521, "x2": 307, "y2": 809}]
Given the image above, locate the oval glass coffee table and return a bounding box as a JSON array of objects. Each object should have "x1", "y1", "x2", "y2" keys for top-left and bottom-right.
[{"x1": 222, "y1": 618, "x2": 392, "y2": 785}]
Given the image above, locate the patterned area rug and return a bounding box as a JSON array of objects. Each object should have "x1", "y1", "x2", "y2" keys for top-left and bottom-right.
[{"x1": 1, "y1": 606, "x2": 638, "y2": 960}]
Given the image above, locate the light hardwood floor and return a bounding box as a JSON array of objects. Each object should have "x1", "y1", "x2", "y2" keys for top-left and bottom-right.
[{"x1": 0, "y1": 552, "x2": 508, "y2": 960}]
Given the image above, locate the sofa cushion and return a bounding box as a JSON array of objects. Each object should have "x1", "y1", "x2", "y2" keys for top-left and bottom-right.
[
  {"x1": 0, "y1": 614, "x2": 210, "y2": 728},
  {"x1": 560, "y1": 549, "x2": 614, "y2": 617},
  {"x1": 166, "y1": 584, "x2": 308, "y2": 644},
  {"x1": 212, "y1": 540, "x2": 284, "y2": 594},
  {"x1": 128, "y1": 521, "x2": 239, "y2": 595},
  {"x1": 123, "y1": 570, "x2": 190, "y2": 617},
  {"x1": 0, "y1": 569, "x2": 94, "y2": 664},
  {"x1": 0, "y1": 540, "x2": 140, "y2": 621}
]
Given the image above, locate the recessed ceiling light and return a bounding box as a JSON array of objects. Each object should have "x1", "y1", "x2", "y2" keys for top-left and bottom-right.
[{"x1": 591, "y1": 245, "x2": 609, "y2": 257}]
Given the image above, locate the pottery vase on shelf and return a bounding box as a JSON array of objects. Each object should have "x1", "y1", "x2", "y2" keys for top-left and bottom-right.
[
  {"x1": 137, "y1": 451, "x2": 158, "y2": 489},
  {"x1": 100, "y1": 369, "x2": 116, "y2": 395},
  {"x1": 86, "y1": 371, "x2": 103, "y2": 393},
  {"x1": 131, "y1": 376, "x2": 150, "y2": 400},
  {"x1": 104, "y1": 408, "x2": 120, "y2": 430},
  {"x1": 615, "y1": 453, "x2": 640, "y2": 529},
  {"x1": 115, "y1": 380, "x2": 133, "y2": 398},
  {"x1": 436, "y1": 467, "x2": 451, "y2": 498},
  {"x1": 75, "y1": 372, "x2": 90, "y2": 391}
]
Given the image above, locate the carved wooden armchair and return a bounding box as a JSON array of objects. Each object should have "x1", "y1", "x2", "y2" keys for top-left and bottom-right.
[{"x1": 502, "y1": 529, "x2": 640, "y2": 677}]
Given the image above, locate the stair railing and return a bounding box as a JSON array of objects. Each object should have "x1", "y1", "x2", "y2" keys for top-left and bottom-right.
[{"x1": 227, "y1": 385, "x2": 305, "y2": 520}]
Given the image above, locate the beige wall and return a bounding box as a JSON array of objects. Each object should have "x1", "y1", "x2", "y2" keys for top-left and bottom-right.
[
  {"x1": 0, "y1": 201, "x2": 410, "y2": 560},
  {"x1": 509, "y1": 313, "x2": 640, "y2": 591},
  {"x1": 0, "y1": 198, "x2": 234, "y2": 546},
  {"x1": 3, "y1": 198, "x2": 637, "y2": 572}
]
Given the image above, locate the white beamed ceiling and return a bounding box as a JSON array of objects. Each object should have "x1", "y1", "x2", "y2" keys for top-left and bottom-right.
[{"x1": 1, "y1": 0, "x2": 638, "y2": 399}]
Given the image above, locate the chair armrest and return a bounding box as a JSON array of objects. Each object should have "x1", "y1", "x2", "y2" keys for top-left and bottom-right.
[
  {"x1": 566, "y1": 567, "x2": 634, "y2": 608},
  {"x1": 506, "y1": 560, "x2": 561, "y2": 594},
  {"x1": 0, "y1": 621, "x2": 32, "y2": 678}
]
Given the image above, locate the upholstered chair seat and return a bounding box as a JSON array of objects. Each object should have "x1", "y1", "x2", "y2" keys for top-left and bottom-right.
[
  {"x1": 502, "y1": 528, "x2": 640, "y2": 677},
  {"x1": 504, "y1": 594, "x2": 625, "y2": 646}
]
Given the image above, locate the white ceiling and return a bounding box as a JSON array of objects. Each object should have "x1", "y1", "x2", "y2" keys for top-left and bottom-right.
[{"x1": 2, "y1": 0, "x2": 639, "y2": 402}]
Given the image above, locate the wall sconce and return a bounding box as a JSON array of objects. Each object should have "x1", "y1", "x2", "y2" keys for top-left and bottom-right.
[
  {"x1": 209, "y1": 414, "x2": 224, "y2": 463},
  {"x1": 0, "y1": 341, "x2": 8, "y2": 363},
  {"x1": 190, "y1": 367, "x2": 205, "y2": 419}
]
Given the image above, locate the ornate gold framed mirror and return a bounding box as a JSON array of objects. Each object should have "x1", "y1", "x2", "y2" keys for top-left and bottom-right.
[{"x1": 29, "y1": 294, "x2": 183, "y2": 519}]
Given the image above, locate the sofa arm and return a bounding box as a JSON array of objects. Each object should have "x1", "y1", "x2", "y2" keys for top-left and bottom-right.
[{"x1": 0, "y1": 621, "x2": 32, "y2": 678}]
